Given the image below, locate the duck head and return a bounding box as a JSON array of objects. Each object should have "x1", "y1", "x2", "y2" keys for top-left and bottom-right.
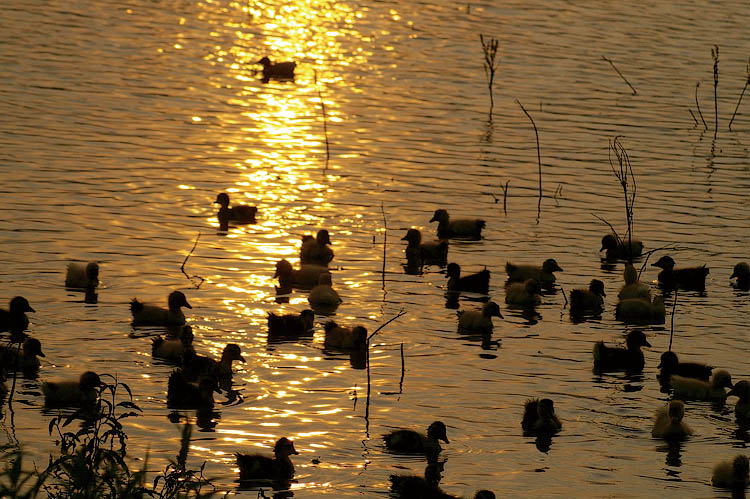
[
  {"x1": 10, "y1": 296, "x2": 35, "y2": 314},
  {"x1": 429, "y1": 209, "x2": 449, "y2": 224},
  {"x1": 168, "y1": 291, "x2": 192, "y2": 310},
  {"x1": 652, "y1": 255, "x2": 675, "y2": 271},
  {"x1": 214, "y1": 192, "x2": 230, "y2": 208},
  {"x1": 274, "y1": 437, "x2": 299, "y2": 457},
  {"x1": 542, "y1": 259, "x2": 563, "y2": 273},
  {"x1": 589, "y1": 279, "x2": 606, "y2": 296},
  {"x1": 401, "y1": 228, "x2": 421, "y2": 245},
  {"x1": 427, "y1": 421, "x2": 449, "y2": 444},
  {"x1": 483, "y1": 301, "x2": 504, "y2": 319},
  {"x1": 626, "y1": 330, "x2": 651, "y2": 349}
]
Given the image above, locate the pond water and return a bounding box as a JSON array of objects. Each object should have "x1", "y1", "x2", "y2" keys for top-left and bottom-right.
[{"x1": 2, "y1": 0, "x2": 750, "y2": 497}]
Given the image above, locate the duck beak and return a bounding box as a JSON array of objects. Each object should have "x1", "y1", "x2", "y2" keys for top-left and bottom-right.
[
  {"x1": 728, "y1": 387, "x2": 739, "y2": 397},
  {"x1": 441, "y1": 436, "x2": 450, "y2": 444},
  {"x1": 599, "y1": 244, "x2": 606, "y2": 251},
  {"x1": 291, "y1": 444, "x2": 299, "y2": 455},
  {"x1": 184, "y1": 300, "x2": 192, "y2": 309},
  {"x1": 495, "y1": 311, "x2": 504, "y2": 319},
  {"x1": 657, "y1": 361, "x2": 663, "y2": 368},
  {"x1": 429, "y1": 215, "x2": 438, "y2": 222},
  {"x1": 27, "y1": 305, "x2": 36, "y2": 313},
  {"x1": 238, "y1": 354, "x2": 246, "y2": 363},
  {"x1": 643, "y1": 340, "x2": 652, "y2": 347},
  {"x1": 38, "y1": 349, "x2": 46, "y2": 358},
  {"x1": 401, "y1": 234, "x2": 408, "y2": 240}
]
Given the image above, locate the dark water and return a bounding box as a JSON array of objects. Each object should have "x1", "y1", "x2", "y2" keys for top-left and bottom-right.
[{"x1": 2, "y1": 0, "x2": 750, "y2": 496}]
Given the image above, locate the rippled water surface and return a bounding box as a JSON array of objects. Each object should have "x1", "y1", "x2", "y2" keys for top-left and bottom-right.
[{"x1": 2, "y1": 0, "x2": 750, "y2": 497}]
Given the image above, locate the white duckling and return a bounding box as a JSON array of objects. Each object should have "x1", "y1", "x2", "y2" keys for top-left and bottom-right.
[
  {"x1": 671, "y1": 369, "x2": 733, "y2": 401},
  {"x1": 457, "y1": 301, "x2": 503, "y2": 333},
  {"x1": 308, "y1": 273, "x2": 342, "y2": 313},
  {"x1": 617, "y1": 263, "x2": 652, "y2": 301},
  {"x1": 728, "y1": 380, "x2": 750, "y2": 421},
  {"x1": 505, "y1": 279, "x2": 542, "y2": 307},
  {"x1": 65, "y1": 261, "x2": 99, "y2": 289},
  {"x1": 429, "y1": 209, "x2": 485, "y2": 239},
  {"x1": 712, "y1": 455, "x2": 750, "y2": 489},
  {"x1": 505, "y1": 259, "x2": 562, "y2": 287},
  {"x1": 43, "y1": 371, "x2": 101, "y2": 407},
  {"x1": 615, "y1": 295, "x2": 665, "y2": 324},
  {"x1": 651, "y1": 400, "x2": 692, "y2": 440},
  {"x1": 130, "y1": 290, "x2": 192, "y2": 327}
]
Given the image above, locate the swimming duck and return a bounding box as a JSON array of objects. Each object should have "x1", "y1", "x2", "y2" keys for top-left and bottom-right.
[
  {"x1": 505, "y1": 259, "x2": 563, "y2": 287},
  {"x1": 166, "y1": 369, "x2": 221, "y2": 409},
  {"x1": 0, "y1": 337, "x2": 45, "y2": 372},
  {"x1": 42, "y1": 371, "x2": 101, "y2": 407},
  {"x1": 618, "y1": 263, "x2": 652, "y2": 301},
  {"x1": 65, "y1": 261, "x2": 99, "y2": 289},
  {"x1": 600, "y1": 234, "x2": 643, "y2": 260},
  {"x1": 446, "y1": 263, "x2": 490, "y2": 294},
  {"x1": 657, "y1": 351, "x2": 712, "y2": 384},
  {"x1": 728, "y1": 380, "x2": 750, "y2": 421},
  {"x1": 181, "y1": 343, "x2": 245, "y2": 379},
  {"x1": 130, "y1": 290, "x2": 192, "y2": 327},
  {"x1": 214, "y1": 192, "x2": 257, "y2": 227},
  {"x1": 274, "y1": 259, "x2": 330, "y2": 289},
  {"x1": 323, "y1": 321, "x2": 367, "y2": 349},
  {"x1": 615, "y1": 295, "x2": 665, "y2": 324},
  {"x1": 570, "y1": 279, "x2": 606, "y2": 314},
  {"x1": 257, "y1": 57, "x2": 296, "y2": 81},
  {"x1": 593, "y1": 330, "x2": 651, "y2": 372},
  {"x1": 383, "y1": 421, "x2": 449, "y2": 455},
  {"x1": 671, "y1": 369, "x2": 733, "y2": 401},
  {"x1": 652, "y1": 255, "x2": 709, "y2": 291},
  {"x1": 731, "y1": 262, "x2": 750, "y2": 290},
  {"x1": 152, "y1": 326, "x2": 195, "y2": 362},
  {"x1": 300, "y1": 230, "x2": 334, "y2": 266},
  {"x1": 429, "y1": 209, "x2": 485, "y2": 239},
  {"x1": 236, "y1": 436, "x2": 299, "y2": 482},
  {"x1": 522, "y1": 398, "x2": 562, "y2": 435},
  {"x1": 267, "y1": 309, "x2": 315, "y2": 337},
  {"x1": 402, "y1": 228, "x2": 448, "y2": 265},
  {"x1": 307, "y1": 273, "x2": 342, "y2": 312},
  {"x1": 0, "y1": 296, "x2": 35, "y2": 334},
  {"x1": 711, "y1": 455, "x2": 750, "y2": 489},
  {"x1": 651, "y1": 400, "x2": 692, "y2": 440},
  {"x1": 505, "y1": 279, "x2": 542, "y2": 307},
  {"x1": 457, "y1": 301, "x2": 503, "y2": 333}
]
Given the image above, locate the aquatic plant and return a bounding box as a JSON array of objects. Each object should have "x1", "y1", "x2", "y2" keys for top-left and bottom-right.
[
  {"x1": 479, "y1": 34, "x2": 500, "y2": 116},
  {"x1": 729, "y1": 57, "x2": 750, "y2": 130}
]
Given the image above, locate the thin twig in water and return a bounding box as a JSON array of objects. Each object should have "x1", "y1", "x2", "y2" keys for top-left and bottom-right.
[
  {"x1": 668, "y1": 290, "x2": 678, "y2": 351},
  {"x1": 380, "y1": 202, "x2": 387, "y2": 290},
  {"x1": 728, "y1": 57, "x2": 750, "y2": 131},
  {"x1": 517, "y1": 100, "x2": 542, "y2": 216},
  {"x1": 636, "y1": 245, "x2": 680, "y2": 279},
  {"x1": 695, "y1": 82, "x2": 708, "y2": 130},
  {"x1": 607, "y1": 137, "x2": 637, "y2": 262},
  {"x1": 398, "y1": 343, "x2": 405, "y2": 394},
  {"x1": 591, "y1": 214, "x2": 621, "y2": 245},
  {"x1": 480, "y1": 35, "x2": 500, "y2": 117},
  {"x1": 181, "y1": 232, "x2": 205, "y2": 289},
  {"x1": 689, "y1": 108, "x2": 699, "y2": 126},
  {"x1": 314, "y1": 69, "x2": 331, "y2": 170},
  {"x1": 602, "y1": 56, "x2": 637, "y2": 95},
  {"x1": 561, "y1": 287, "x2": 568, "y2": 308},
  {"x1": 712, "y1": 46, "x2": 720, "y2": 135},
  {"x1": 501, "y1": 180, "x2": 510, "y2": 215}
]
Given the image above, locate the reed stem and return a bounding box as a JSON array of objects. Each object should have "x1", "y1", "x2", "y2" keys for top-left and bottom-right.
[
  {"x1": 601, "y1": 56, "x2": 637, "y2": 95},
  {"x1": 728, "y1": 58, "x2": 750, "y2": 131}
]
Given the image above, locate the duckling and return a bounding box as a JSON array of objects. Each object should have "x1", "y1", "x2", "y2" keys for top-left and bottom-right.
[
  {"x1": 671, "y1": 370, "x2": 733, "y2": 401},
  {"x1": 446, "y1": 263, "x2": 490, "y2": 294},
  {"x1": 727, "y1": 380, "x2": 750, "y2": 421},
  {"x1": 711, "y1": 455, "x2": 750, "y2": 489},
  {"x1": 166, "y1": 369, "x2": 221, "y2": 409},
  {"x1": 457, "y1": 301, "x2": 503, "y2": 333},
  {"x1": 657, "y1": 351, "x2": 712, "y2": 384},
  {"x1": 214, "y1": 192, "x2": 257, "y2": 227},
  {"x1": 505, "y1": 259, "x2": 563, "y2": 287},
  {"x1": 593, "y1": 330, "x2": 651, "y2": 372},
  {"x1": 651, "y1": 400, "x2": 692, "y2": 440},
  {"x1": 42, "y1": 371, "x2": 101, "y2": 407},
  {"x1": 731, "y1": 262, "x2": 750, "y2": 290},
  {"x1": 383, "y1": 421, "x2": 449, "y2": 455},
  {"x1": 0, "y1": 296, "x2": 35, "y2": 334},
  {"x1": 600, "y1": 234, "x2": 643, "y2": 260},
  {"x1": 429, "y1": 209, "x2": 485, "y2": 239},
  {"x1": 389, "y1": 462, "x2": 446, "y2": 498},
  {"x1": 652, "y1": 255, "x2": 709, "y2": 291},
  {"x1": 617, "y1": 263, "x2": 652, "y2": 301},
  {"x1": 130, "y1": 290, "x2": 192, "y2": 327},
  {"x1": 402, "y1": 228, "x2": 448, "y2": 265},
  {"x1": 615, "y1": 295, "x2": 665, "y2": 324},
  {"x1": 274, "y1": 259, "x2": 330, "y2": 289},
  {"x1": 268, "y1": 309, "x2": 315, "y2": 337},
  {"x1": 323, "y1": 321, "x2": 367, "y2": 349},
  {"x1": 300, "y1": 230, "x2": 334, "y2": 266},
  {"x1": 181, "y1": 343, "x2": 245, "y2": 379},
  {"x1": 257, "y1": 57, "x2": 296, "y2": 81},
  {"x1": 65, "y1": 261, "x2": 100, "y2": 290},
  {"x1": 505, "y1": 279, "x2": 542, "y2": 307},
  {"x1": 152, "y1": 326, "x2": 195, "y2": 362},
  {"x1": 0, "y1": 337, "x2": 45, "y2": 372},
  {"x1": 570, "y1": 279, "x2": 605, "y2": 314},
  {"x1": 522, "y1": 398, "x2": 562, "y2": 435},
  {"x1": 236, "y1": 436, "x2": 299, "y2": 482},
  {"x1": 307, "y1": 273, "x2": 342, "y2": 312}
]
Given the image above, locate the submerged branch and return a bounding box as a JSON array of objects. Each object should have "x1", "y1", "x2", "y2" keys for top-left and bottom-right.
[{"x1": 602, "y1": 56, "x2": 637, "y2": 95}]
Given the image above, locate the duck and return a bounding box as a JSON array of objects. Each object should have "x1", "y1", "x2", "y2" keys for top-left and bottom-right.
[
  {"x1": 214, "y1": 192, "x2": 257, "y2": 228},
  {"x1": 505, "y1": 279, "x2": 542, "y2": 307},
  {"x1": 728, "y1": 380, "x2": 750, "y2": 421},
  {"x1": 257, "y1": 57, "x2": 296, "y2": 81},
  {"x1": 522, "y1": 398, "x2": 562, "y2": 435},
  {"x1": 323, "y1": 321, "x2": 367, "y2": 349},
  {"x1": 274, "y1": 259, "x2": 330, "y2": 289},
  {"x1": 429, "y1": 209, "x2": 485, "y2": 239},
  {"x1": 300, "y1": 230, "x2": 334, "y2": 266},
  {"x1": 651, "y1": 400, "x2": 692, "y2": 440},
  {"x1": 166, "y1": 369, "x2": 221, "y2": 409},
  {"x1": 600, "y1": 234, "x2": 643, "y2": 260},
  {"x1": 130, "y1": 290, "x2": 192, "y2": 327},
  {"x1": 0, "y1": 337, "x2": 45, "y2": 372},
  {"x1": 505, "y1": 259, "x2": 563, "y2": 287},
  {"x1": 593, "y1": 330, "x2": 651, "y2": 372},
  {"x1": 383, "y1": 420, "x2": 449, "y2": 455},
  {"x1": 671, "y1": 369, "x2": 733, "y2": 401},
  {"x1": 402, "y1": 228, "x2": 448, "y2": 265},
  {"x1": 389, "y1": 462, "x2": 447, "y2": 499},
  {"x1": 446, "y1": 263, "x2": 490, "y2": 294},
  {"x1": 652, "y1": 255, "x2": 709, "y2": 291},
  {"x1": 181, "y1": 343, "x2": 245, "y2": 379},
  {"x1": 617, "y1": 263, "x2": 652, "y2": 301},
  {"x1": 267, "y1": 309, "x2": 315, "y2": 337},
  {"x1": 731, "y1": 262, "x2": 750, "y2": 290},
  {"x1": 307, "y1": 273, "x2": 342, "y2": 312},
  {"x1": 457, "y1": 301, "x2": 503, "y2": 333},
  {"x1": 152, "y1": 325, "x2": 195, "y2": 362},
  {"x1": 236, "y1": 436, "x2": 299, "y2": 482},
  {"x1": 570, "y1": 279, "x2": 606, "y2": 314},
  {"x1": 657, "y1": 351, "x2": 712, "y2": 384},
  {"x1": 0, "y1": 296, "x2": 35, "y2": 334},
  {"x1": 65, "y1": 261, "x2": 100, "y2": 289},
  {"x1": 615, "y1": 295, "x2": 665, "y2": 324},
  {"x1": 42, "y1": 371, "x2": 101, "y2": 407},
  {"x1": 711, "y1": 455, "x2": 750, "y2": 489}
]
